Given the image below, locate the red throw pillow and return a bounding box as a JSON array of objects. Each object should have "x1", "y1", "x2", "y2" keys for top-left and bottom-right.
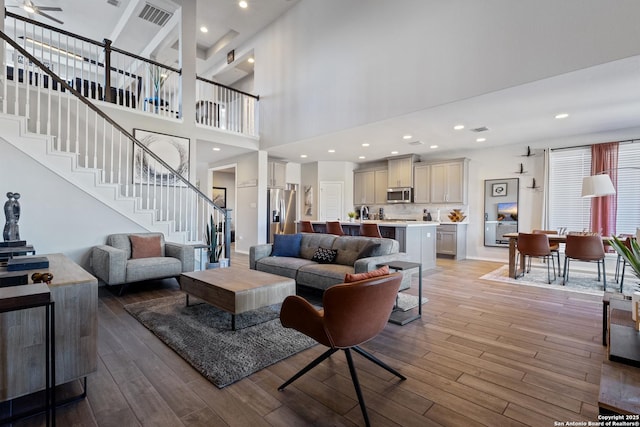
[
  {"x1": 344, "y1": 265, "x2": 389, "y2": 283},
  {"x1": 130, "y1": 235, "x2": 162, "y2": 259}
]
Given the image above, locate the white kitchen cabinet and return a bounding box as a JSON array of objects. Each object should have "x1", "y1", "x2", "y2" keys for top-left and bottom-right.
[
  {"x1": 430, "y1": 159, "x2": 468, "y2": 204},
  {"x1": 387, "y1": 156, "x2": 414, "y2": 188},
  {"x1": 374, "y1": 169, "x2": 388, "y2": 204},
  {"x1": 413, "y1": 163, "x2": 430, "y2": 203},
  {"x1": 354, "y1": 170, "x2": 375, "y2": 205},
  {"x1": 268, "y1": 161, "x2": 286, "y2": 188}
]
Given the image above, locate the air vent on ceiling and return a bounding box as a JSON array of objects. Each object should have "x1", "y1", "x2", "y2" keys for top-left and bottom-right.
[
  {"x1": 470, "y1": 126, "x2": 489, "y2": 133},
  {"x1": 107, "y1": 0, "x2": 120, "y2": 6},
  {"x1": 138, "y1": 3, "x2": 173, "y2": 26},
  {"x1": 408, "y1": 140, "x2": 424, "y2": 146}
]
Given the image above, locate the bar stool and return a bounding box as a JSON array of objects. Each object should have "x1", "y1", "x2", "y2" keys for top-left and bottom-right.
[
  {"x1": 359, "y1": 223, "x2": 382, "y2": 238},
  {"x1": 299, "y1": 221, "x2": 315, "y2": 233},
  {"x1": 325, "y1": 221, "x2": 345, "y2": 236}
]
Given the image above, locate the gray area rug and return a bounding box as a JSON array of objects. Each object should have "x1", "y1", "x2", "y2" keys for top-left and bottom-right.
[
  {"x1": 481, "y1": 264, "x2": 638, "y2": 296},
  {"x1": 124, "y1": 294, "x2": 317, "y2": 388}
]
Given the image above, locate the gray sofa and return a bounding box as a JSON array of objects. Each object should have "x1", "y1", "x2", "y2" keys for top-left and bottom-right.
[
  {"x1": 250, "y1": 233, "x2": 410, "y2": 291},
  {"x1": 91, "y1": 232, "x2": 194, "y2": 293}
]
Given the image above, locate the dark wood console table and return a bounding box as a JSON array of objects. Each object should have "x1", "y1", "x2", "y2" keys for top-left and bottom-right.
[{"x1": 599, "y1": 294, "x2": 640, "y2": 414}]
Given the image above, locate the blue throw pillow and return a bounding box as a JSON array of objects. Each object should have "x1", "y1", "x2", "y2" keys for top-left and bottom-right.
[{"x1": 271, "y1": 234, "x2": 302, "y2": 257}]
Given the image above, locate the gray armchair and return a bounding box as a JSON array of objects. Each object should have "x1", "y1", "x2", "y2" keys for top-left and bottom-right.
[{"x1": 91, "y1": 232, "x2": 194, "y2": 294}]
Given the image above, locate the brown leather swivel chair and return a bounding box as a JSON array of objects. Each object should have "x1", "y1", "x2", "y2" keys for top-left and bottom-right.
[
  {"x1": 516, "y1": 233, "x2": 556, "y2": 284},
  {"x1": 563, "y1": 234, "x2": 606, "y2": 290},
  {"x1": 299, "y1": 221, "x2": 315, "y2": 233},
  {"x1": 278, "y1": 273, "x2": 406, "y2": 426},
  {"x1": 359, "y1": 222, "x2": 382, "y2": 238},
  {"x1": 532, "y1": 229, "x2": 562, "y2": 275},
  {"x1": 325, "y1": 221, "x2": 345, "y2": 236}
]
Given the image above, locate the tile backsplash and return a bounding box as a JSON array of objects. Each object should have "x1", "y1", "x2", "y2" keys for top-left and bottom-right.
[{"x1": 361, "y1": 203, "x2": 469, "y2": 222}]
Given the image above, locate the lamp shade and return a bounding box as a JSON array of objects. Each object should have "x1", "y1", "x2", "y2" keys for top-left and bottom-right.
[{"x1": 581, "y1": 174, "x2": 616, "y2": 198}]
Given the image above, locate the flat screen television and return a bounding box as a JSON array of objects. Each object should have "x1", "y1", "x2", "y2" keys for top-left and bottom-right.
[{"x1": 497, "y1": 202, "x2": 518, "y2": 221}]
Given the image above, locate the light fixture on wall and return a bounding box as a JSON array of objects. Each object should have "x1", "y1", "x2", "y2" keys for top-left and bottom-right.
[{"x1": 581, "y1": 167, "x2": 640, "y2": 197}]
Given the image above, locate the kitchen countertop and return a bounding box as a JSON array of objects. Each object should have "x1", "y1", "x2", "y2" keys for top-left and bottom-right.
[{"x1": 309, "y1": 220, "x2": 449, "y2": 227}]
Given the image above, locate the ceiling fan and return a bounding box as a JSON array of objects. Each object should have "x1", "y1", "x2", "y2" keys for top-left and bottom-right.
[{"x1": 9, "y1": 0, "x2": 64, "y2": 25}]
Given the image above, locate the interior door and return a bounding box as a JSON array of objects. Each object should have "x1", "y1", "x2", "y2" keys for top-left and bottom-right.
[{"x1": 319, "y1": 181, "x2": 344, "y2": 221}]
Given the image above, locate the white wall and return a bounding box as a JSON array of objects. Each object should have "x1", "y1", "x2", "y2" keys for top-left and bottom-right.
[
  {"x1": 250, "y1": 0, "x2": 640, "y2": 149},
  {"x1": 0, "y1": 138, "x2": 149, "y2": 270}
]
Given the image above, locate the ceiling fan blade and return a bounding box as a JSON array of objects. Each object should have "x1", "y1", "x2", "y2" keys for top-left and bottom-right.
[
  {"x1": 36, "y1": 10, "x2": 64, "y2": 25},
  {"x1": 36, "y1": 6, "x2": 63, "y2": 11}
]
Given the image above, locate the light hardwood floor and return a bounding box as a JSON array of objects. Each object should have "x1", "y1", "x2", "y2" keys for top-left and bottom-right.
[{"x1": 5, "y1": 254, "x2": 606, "y2": 426}]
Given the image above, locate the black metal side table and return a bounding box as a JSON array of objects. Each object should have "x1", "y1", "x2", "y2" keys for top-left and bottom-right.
[
  {"x1": 0, "y1": 283, "x2": 55, "y2": 426},
  {"x1": 378, "y1": 260, "x2": 423, "y2": 325}
]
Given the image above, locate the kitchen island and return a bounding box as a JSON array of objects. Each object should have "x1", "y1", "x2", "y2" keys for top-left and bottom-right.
[{"x1": 306, "y1": 220, "x2": 438, "y2": 271}]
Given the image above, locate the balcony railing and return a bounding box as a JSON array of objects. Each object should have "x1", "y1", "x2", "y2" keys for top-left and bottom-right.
[{"x1": 3, "y1": 11, "x2": 259, "y2": 136}]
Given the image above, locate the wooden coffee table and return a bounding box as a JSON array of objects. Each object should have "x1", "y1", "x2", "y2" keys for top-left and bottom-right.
[{"x1": 179, "y1": 267, "x2": 296, "y2": 330}]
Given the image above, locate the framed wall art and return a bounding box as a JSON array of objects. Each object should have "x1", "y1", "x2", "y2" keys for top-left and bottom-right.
[
  {"x1": 133, "y1": 129, "x2": 190, "y2": 185},
  {"x1": 212, "y1": 187, "x2": 226, "y2": 209},
  {"x1": 492, "y1": 182, "x2": 508, "y2": 197}
]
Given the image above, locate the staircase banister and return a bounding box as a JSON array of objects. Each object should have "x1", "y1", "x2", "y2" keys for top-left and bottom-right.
[
  {"x1": 196, "y1": 75, "x2": 259, "y2": 100},
  {"x1": 109, "y1": 45, "x2": 182, "y2": 75},
  {"x1": 0, "y1": 29, "x2": 223, "y2": 215}
]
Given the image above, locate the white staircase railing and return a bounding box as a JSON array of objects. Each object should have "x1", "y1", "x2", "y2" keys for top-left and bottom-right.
[{"x1": 0, "y1": 29, "x2": 231, "y2": 257}]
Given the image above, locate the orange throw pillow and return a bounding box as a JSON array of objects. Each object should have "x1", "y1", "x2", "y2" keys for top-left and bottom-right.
[
  {"x1": 344, "y1": 265, "x2": 389, "y2": 283},
  {"x1": 130, "y1": 235, "x2": 162, "y2": 259}
]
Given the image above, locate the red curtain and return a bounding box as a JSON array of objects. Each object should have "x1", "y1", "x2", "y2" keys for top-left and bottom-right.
[{"x1": 591, "y1": 142, "x2": 618, "y2": 237}]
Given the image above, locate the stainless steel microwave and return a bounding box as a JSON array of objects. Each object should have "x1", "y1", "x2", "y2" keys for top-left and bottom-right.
[{"x1": 386, "y1": 188, "x2": 413, "y2": 203}]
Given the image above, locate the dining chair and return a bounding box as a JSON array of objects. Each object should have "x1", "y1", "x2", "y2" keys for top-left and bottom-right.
[
  {"x1": 278, "y1": 273, "x2": 405, "y2": 427},
  {"x1": 516, "y1": 233, "x2": 556, "y2": 284},
  {"x1": 299, "y1": 220, "x2": 315, "y2": 233},
  {"x1": 359, "y1": 223, "x2": 382, "y2": 238},
  {"x1": 325, "y1": 221, "x2": 345, "y2": 236},
  {"x1": 614, "y1": 235, "x2": 634, "y2": 291},
  {"x1": 532, "y1": 229, "x2": 562, "y2": 275},
  {"x1": 563, "y1": 234, "x2": 607, "y2": 290}
]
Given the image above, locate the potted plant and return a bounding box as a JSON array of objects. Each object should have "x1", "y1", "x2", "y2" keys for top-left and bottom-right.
[
  {"x1": 609, "y1": 235, "x2": 640, "y2": 281},
  {"x1": 147, "y1": 64, "x2": 169, "y2": 113},
  {"x1": 205, "y1": 215, "x2": 225, "y2": 268},
  {"x1": 347, "y1": 212, "x2": 356, "y2": 222}
]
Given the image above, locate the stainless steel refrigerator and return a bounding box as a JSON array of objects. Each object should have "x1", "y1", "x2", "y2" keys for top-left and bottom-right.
[{"x1": 267, "y1": 185, "x2": 297, "y2": 243}]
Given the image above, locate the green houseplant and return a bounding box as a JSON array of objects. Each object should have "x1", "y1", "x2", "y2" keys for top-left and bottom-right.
[
  {"x1": 609, "y1": 235, "x2": 640, "y2": 281},
  {"x1": 205, "y1": 215, "x2": 224, "y2": 268}
]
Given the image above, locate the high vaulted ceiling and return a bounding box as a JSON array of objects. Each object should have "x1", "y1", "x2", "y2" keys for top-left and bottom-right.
[
  {"x1": 5, "y1": 0, "x2": 640, "y2": 167},
  {"x1": 5, "y1": 0, "x2": 298, "y2": 84}
]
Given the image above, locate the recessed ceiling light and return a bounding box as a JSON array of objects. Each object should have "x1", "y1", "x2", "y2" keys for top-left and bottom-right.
[
  {"x1": 200, "y1": 26, "x2": 208, "y2": 33},
  {"x1": 247, "y1": 57, "x2": 255, "y2": 64},
  {"x1": 362, "y1": 143, "x2": 370, "y2": 147},
  {"x1": 555, "y1": 113, "x2": 569, "y2": 119},
  {"x1": 328, "y1": 149, "x2": 335, "y2": 153},
  {"x1": 476, "y1": 138, "x2": 486, "y2": 142},
  {"x1": 212, "y1": 147, "x2": 221, "y2": 151},
  {"x1": 391, "y1": 151, "x2": 398, "y2": 155},
  {"x1": 402, "y1": 135, "x2": 412, "y2": 140},
  {"x1": 23, "y1": 5, "x2": 35, "y2": 13},
  {"x1": 453, "y1": 125, "x2": 465, "y2": 130},
  {"x1": 300, "y1": 154, "x2": 307, "y2": 158},
  {"x1": 430, "y1": 145, "x2": 438, "y2": 149},
  {"x1": 359, "y1": 156, "x2": 366, "y2": 159},
  {"x1": 239, "y1": 0, "x2": 248, "y2": 8}
]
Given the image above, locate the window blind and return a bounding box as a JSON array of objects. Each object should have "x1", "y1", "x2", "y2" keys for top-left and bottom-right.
[
  {"x1": 616, "y1": 143, "x2": 640, "y2": 235},
  {"x1": 549, "y1": 147, "x2": 592, "y2": 232}
]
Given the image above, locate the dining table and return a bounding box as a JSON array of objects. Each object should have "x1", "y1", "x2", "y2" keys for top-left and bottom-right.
[{"x1": 503, "y1": 232, "x2": 612, "y2": 279}]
